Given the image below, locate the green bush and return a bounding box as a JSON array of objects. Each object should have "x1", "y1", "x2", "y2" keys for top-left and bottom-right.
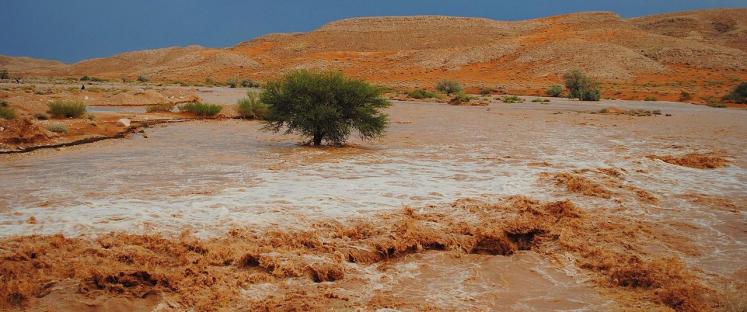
[
  {"x1": 180, "y1": 102, "x2": 223, "y2": 117},
  {"x1": 146, "y1": 103, "x2": 175, "y2": 113},
  {"x1": 261, "y1": 70, "x2": 390, "y2": 146},
  {"x1": 564, "y1": 70, "x2": 601, "y2": 101},
  {"x1": 479, "y1": 87, "x2": 494, "y2": 96},
  {"x1": 644, "y1": 96, "x2": 657, "y2": 101},
  {"x1": 0, "y1": 100, "x2": 15, "y2": 119},
  {"x1": 449, "y1": 92, "x2": 475, "y2": 105},
  {"x1": 137, "y1": 75, "x2": 149, "y2": 83},
  {"x1": 435, "y1": 80, "x2": 463, "y2": 95},
  {"x1": 0, "y1": 69, "x2": 9, "y2": 80},
  {"x1": 48, "y1": 100, "x2": 87, "y2": 118},
  {"x1": 679, "y1": 91, "x2": 692, "y2": 102},
  {"x1": 237, "y1": 92, "x2": 268, "y2": 119},
  {"x1": 47, "y1": 123, "x2": 68, "y2": 133},
  {"x1": 407, "y1": 89, "x2": 437, "y2": 99},
  {"x1": 227, "y1": 79, "x2": 238, "y2": 88},
  {"x1": 34, "y1": 112, "x2": 49, "y2": 120},
  {"x1": 724, "y1": 82, "x2": 747, "y2": 104},
  {"x1": 545, "y1": 85, "x2": 563, "y2": 97},
  {"x1": 501, "y1": 95, "x2": 524, "y2": 103},
  {"x1": 241, "y1": 79, "x2": 261, "y2": 88},
  {"x1": 80, "y1": 76, "x2": 91, "y2": 81},
  {"x1": 531, "y1": 98, "x2": 550, "y2": 103}
]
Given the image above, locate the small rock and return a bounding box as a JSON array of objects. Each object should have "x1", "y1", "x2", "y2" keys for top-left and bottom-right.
[{"x1": 117, "y1": 118, "x2": 131, "y2": 127}]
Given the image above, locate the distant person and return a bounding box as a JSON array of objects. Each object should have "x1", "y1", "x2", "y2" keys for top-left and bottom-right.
[{"x1": 81, "y1": 84, "x2": 85, "y2": 90}]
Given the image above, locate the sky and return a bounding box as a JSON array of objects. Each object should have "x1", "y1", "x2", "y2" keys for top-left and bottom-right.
[{"x1": 1, "y1": 0, "x2": 746, "y2": 63}]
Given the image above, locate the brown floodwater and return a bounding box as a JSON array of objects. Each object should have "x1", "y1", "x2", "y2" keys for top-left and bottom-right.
[{"x1": 1, "y1": 99, "x2": 746, "y2": 310}]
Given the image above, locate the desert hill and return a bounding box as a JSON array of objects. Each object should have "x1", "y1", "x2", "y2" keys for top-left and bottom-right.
[{"x1": 3, "y1": 8, "x2": 746, "y2": 101}]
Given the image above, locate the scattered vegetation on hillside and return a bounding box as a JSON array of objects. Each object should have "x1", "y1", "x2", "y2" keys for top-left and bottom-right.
[
  {"x1": 0, "y1": 100, "x2": 16, "y2": 120},
  {"x1": 545, "y1": 85, "x2": 563, "y2": 97},
  {"x1": 564, "y1": 70, "x2": 601, "y2": 101},
  {"x1": 237, "y1": 92, "x2": 268, "y2": 120},
  {"x1": 1, "y1": 69, "x2": 11, "y2": 80},
  {"x1": 435, "y1": 80, "x2": 463, "y2": 95},
  {"x1": 679, "y1": 91, "x2": 692, "y2": 102},
  {"x1": 48, "y1": 100, "x2": 87, "y2": 118},
  {"x1": 479, "y1": 87, "x2": 495, "y2": 96},
  {"x1": 261, "y1": 70, "x2": 390, "y2": 146},
  {"x1": 407, "y1": 88, "x2": 437, "y2": 99},
  {"x1": 180, "y1": 103, "x2": 223, "y2": 117}
]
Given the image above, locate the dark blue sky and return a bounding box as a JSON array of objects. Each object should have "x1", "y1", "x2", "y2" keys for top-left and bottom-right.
[{"x1": 2, "y1": 0, "x2": 745, "y2": 63}]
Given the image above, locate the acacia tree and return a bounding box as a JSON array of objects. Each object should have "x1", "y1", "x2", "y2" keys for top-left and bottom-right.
[
  {"x1": 564, "y1": 70, "x2": 601, "y2": 101},
  {"x1": 261, "y1": 70, "x2": 390, "y2": 146}
]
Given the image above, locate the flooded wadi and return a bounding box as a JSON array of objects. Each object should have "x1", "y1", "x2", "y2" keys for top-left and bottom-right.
[{"x1": 1, "y1": 100, "x2": 746, "y2": 311}]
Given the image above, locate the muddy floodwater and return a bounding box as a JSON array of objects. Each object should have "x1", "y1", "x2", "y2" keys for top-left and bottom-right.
[{"x1": 1, "y1": 99, "x2": 746, "y2": 310}]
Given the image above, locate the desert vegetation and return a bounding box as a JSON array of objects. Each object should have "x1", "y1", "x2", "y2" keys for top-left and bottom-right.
[
  {"x1": 546, "y1": 85, "x2": 563, "y2": 97},
  {"x1": 448, "y1": 92, "x2": 475, "y2": 105},
  {"x1": 237, "y1": 92, "x2": 268, "y2": 120},
  {"x1": 435, "y1": 80, "x2": 463, "y2": 95},
  {"x1": 564, "y1": 70, "x2": 601, "y2": 101},
  {"x1": 48, "y1": 100, "x2": 87, "y2": 118},
  {"x1": 501, "y1": 95, "x2": 524, "y2": 103},
  {"x1": 723, "y1": 82, "x2": 746, "y2": 104},
  {"x1": 180, "y1": 102, "x2": 223, "y2": 117},
  {"x1": 241, "y1": 79, "x2": 261, "y2": 88},
  {"x1": 46, "y1": 123, "x2": 68, "y2": 133},
  {"x1": 145, "y1": 103, "x2": 176, "y2": 113},
  {"x1": 1, "y1": 69, "x2": 11, "y2": 80},
  {"x1": 261, "y1": 70, "x2": 390, "y2": 146},
  {"x1": 0, "y1": 100, "x2": 16, "y2": 120},
  {"x1": 407, "y1": 88, "x2": 437, "y2": 99}
]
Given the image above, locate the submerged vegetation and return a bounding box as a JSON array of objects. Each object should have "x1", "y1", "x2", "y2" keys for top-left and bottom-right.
[
  {"x1": 48, "y1": 100, "x2": 87, "y2": 118},
  {"x1": 261, "y1": 70, "x2": 390, "y2": 146}
]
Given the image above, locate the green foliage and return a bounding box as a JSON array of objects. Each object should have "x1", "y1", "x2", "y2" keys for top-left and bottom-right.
[
  {"x1": 146, "y1": 103, "x2": 175, "y2": 113},
  {"x1": 241, "y1": 79, "x2": 261, "y2": 88},
  {"x1": 261, "y1": 70, "x2": 390, "y2": 146},
  {"x1": 531, "y1": 98, "x2": 550, "y2": 103},
  {"x1": 80, "y1": 76, "x2": 91, "y2": 81},
  {"x1": 407, "y1": 88, "x2": 437, "y2": 99},
  {"x1": 679, "y1": 91, "x2": 692, "y2": 102},
  {"x1": 564, "y1": 70, "x2": 601, "y2": 101},
  {"x1": 0, "y1": 100, "x2": 15, "y2": 119},
  {"x1": 724, "y1": 82, "x2": 747, "y2": 104},
  {"x1": 644, "y1": 96, "x2": 657, "y2": 101},
  {"x1": 449, "y1": 92, "x2": 475, "y2": 105},
  {"x1": 479, "y1": 87, "x2": 494, "y2": 96},
  {"x1": 137, "y1": 75, "x2": 149, "y2": 83},
  {"x1": 47, "y1": 123, "x2": 68, "y2": 133},
  {"x1": 48, "y1": 100, "x2": 87, "y2": 118},
  {"x1": 237, "y1": 92, "x2": 268, "y2": 119},
  {"x1": 501, "y1": 95, "x2": 525, "y2": 103},
  {"x1": 545, "y1": 85, "x2": 563, "y2": 97},
  {"x1": 180, "y1": 102, "x2": 223, "y2": 117},
  {"x1": 435, "y1": 80, "x2": 463, "y2": 95},
  {"x1": 227, "y1": 79, "x2": 238, "y2": 88},
  {"x1": 34, "y1": 112, "x2": 49, "y2": 120},
  {"x1": 0, "y1": 69, "x2": 9, "y2": 80}
]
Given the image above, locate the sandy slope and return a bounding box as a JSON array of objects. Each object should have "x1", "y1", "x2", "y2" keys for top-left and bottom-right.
[{"x1": 2, "y1": 9, "x2": 746, "y2": 101}]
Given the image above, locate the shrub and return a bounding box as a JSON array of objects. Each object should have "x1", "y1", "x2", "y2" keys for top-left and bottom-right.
[
  {"x1": 644, "y1": 96, "x2": 657, "y2": 101},
  {"x1": 479, "y1": 87, "x2": 494, "y2": 96},
  {"x1": 0, "y1": 101, "x2": 15, "y2": 120},
  {"x1": 546, "y1": 85, "x2": 563, "y2": 97},
  {"x1": 679, "y1": 91, "x2": 692, "y2": 102},
  {"x1": 435, "y1": 80, "x2": 463, "y2": 95},
  {"x1": 34, "y1": 112, "x2": 49, "y2": 120},
  {"x1": 137, "y1": 75, "x2": 149, "y2": 83},
  {"x1": 531, "y1": 98, "x2": 550, "y2": 103},
  {"x1": 449, "y1": 92, "x2": 475, "y2": 105},
  {"x1": 146, "y1": 103, "x2": 175, "y2": 113},
  {"x1": 227, "y1": 79, "x2": 238, "y2": 88},
  {"x1": 80, "y1": 76, "x2": 91, "y2": 81},
  {"x1": 501, "y1": 95, "x2": 525, "y2": 103},
  {"x1": 407, "y1": 88, "x2": 437, "y2": 99},
  {"x1": 47, "y1": 123, "x2": 68, "y2": 133},
  {"x1": 0, "y1": 69, "x2": 9, "y2": 80},
  {"x1": 261, "y1": 70, "x2": 390, "y2": 146},
  {"x1": 180, "y1": 102, "x2": 223, "y2": 117},
  {"x1": 241, "y1": 79, "x2": 261, "y2": 88},
  {"x1": 237, "y1": 92, "x2": 268, "y2": 119},
  {"x1": 48, "y1": 100, "x2": 87, "y2": 118},
  {"x1": 723, "y1": 82, "x2": 747, "y2": 104},
  {"x1": 564, "y1": 70, "x2": 601, "y2": 101}
]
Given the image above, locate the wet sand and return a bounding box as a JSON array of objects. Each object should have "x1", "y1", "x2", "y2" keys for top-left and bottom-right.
[{"x1": 1, "y1": 98, "x2": 746, "y2": 311}]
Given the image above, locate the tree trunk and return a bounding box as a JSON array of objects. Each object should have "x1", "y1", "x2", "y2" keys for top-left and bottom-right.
[{"x1": 312, "y1": 133, "x2": 323, "y2": 146}]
